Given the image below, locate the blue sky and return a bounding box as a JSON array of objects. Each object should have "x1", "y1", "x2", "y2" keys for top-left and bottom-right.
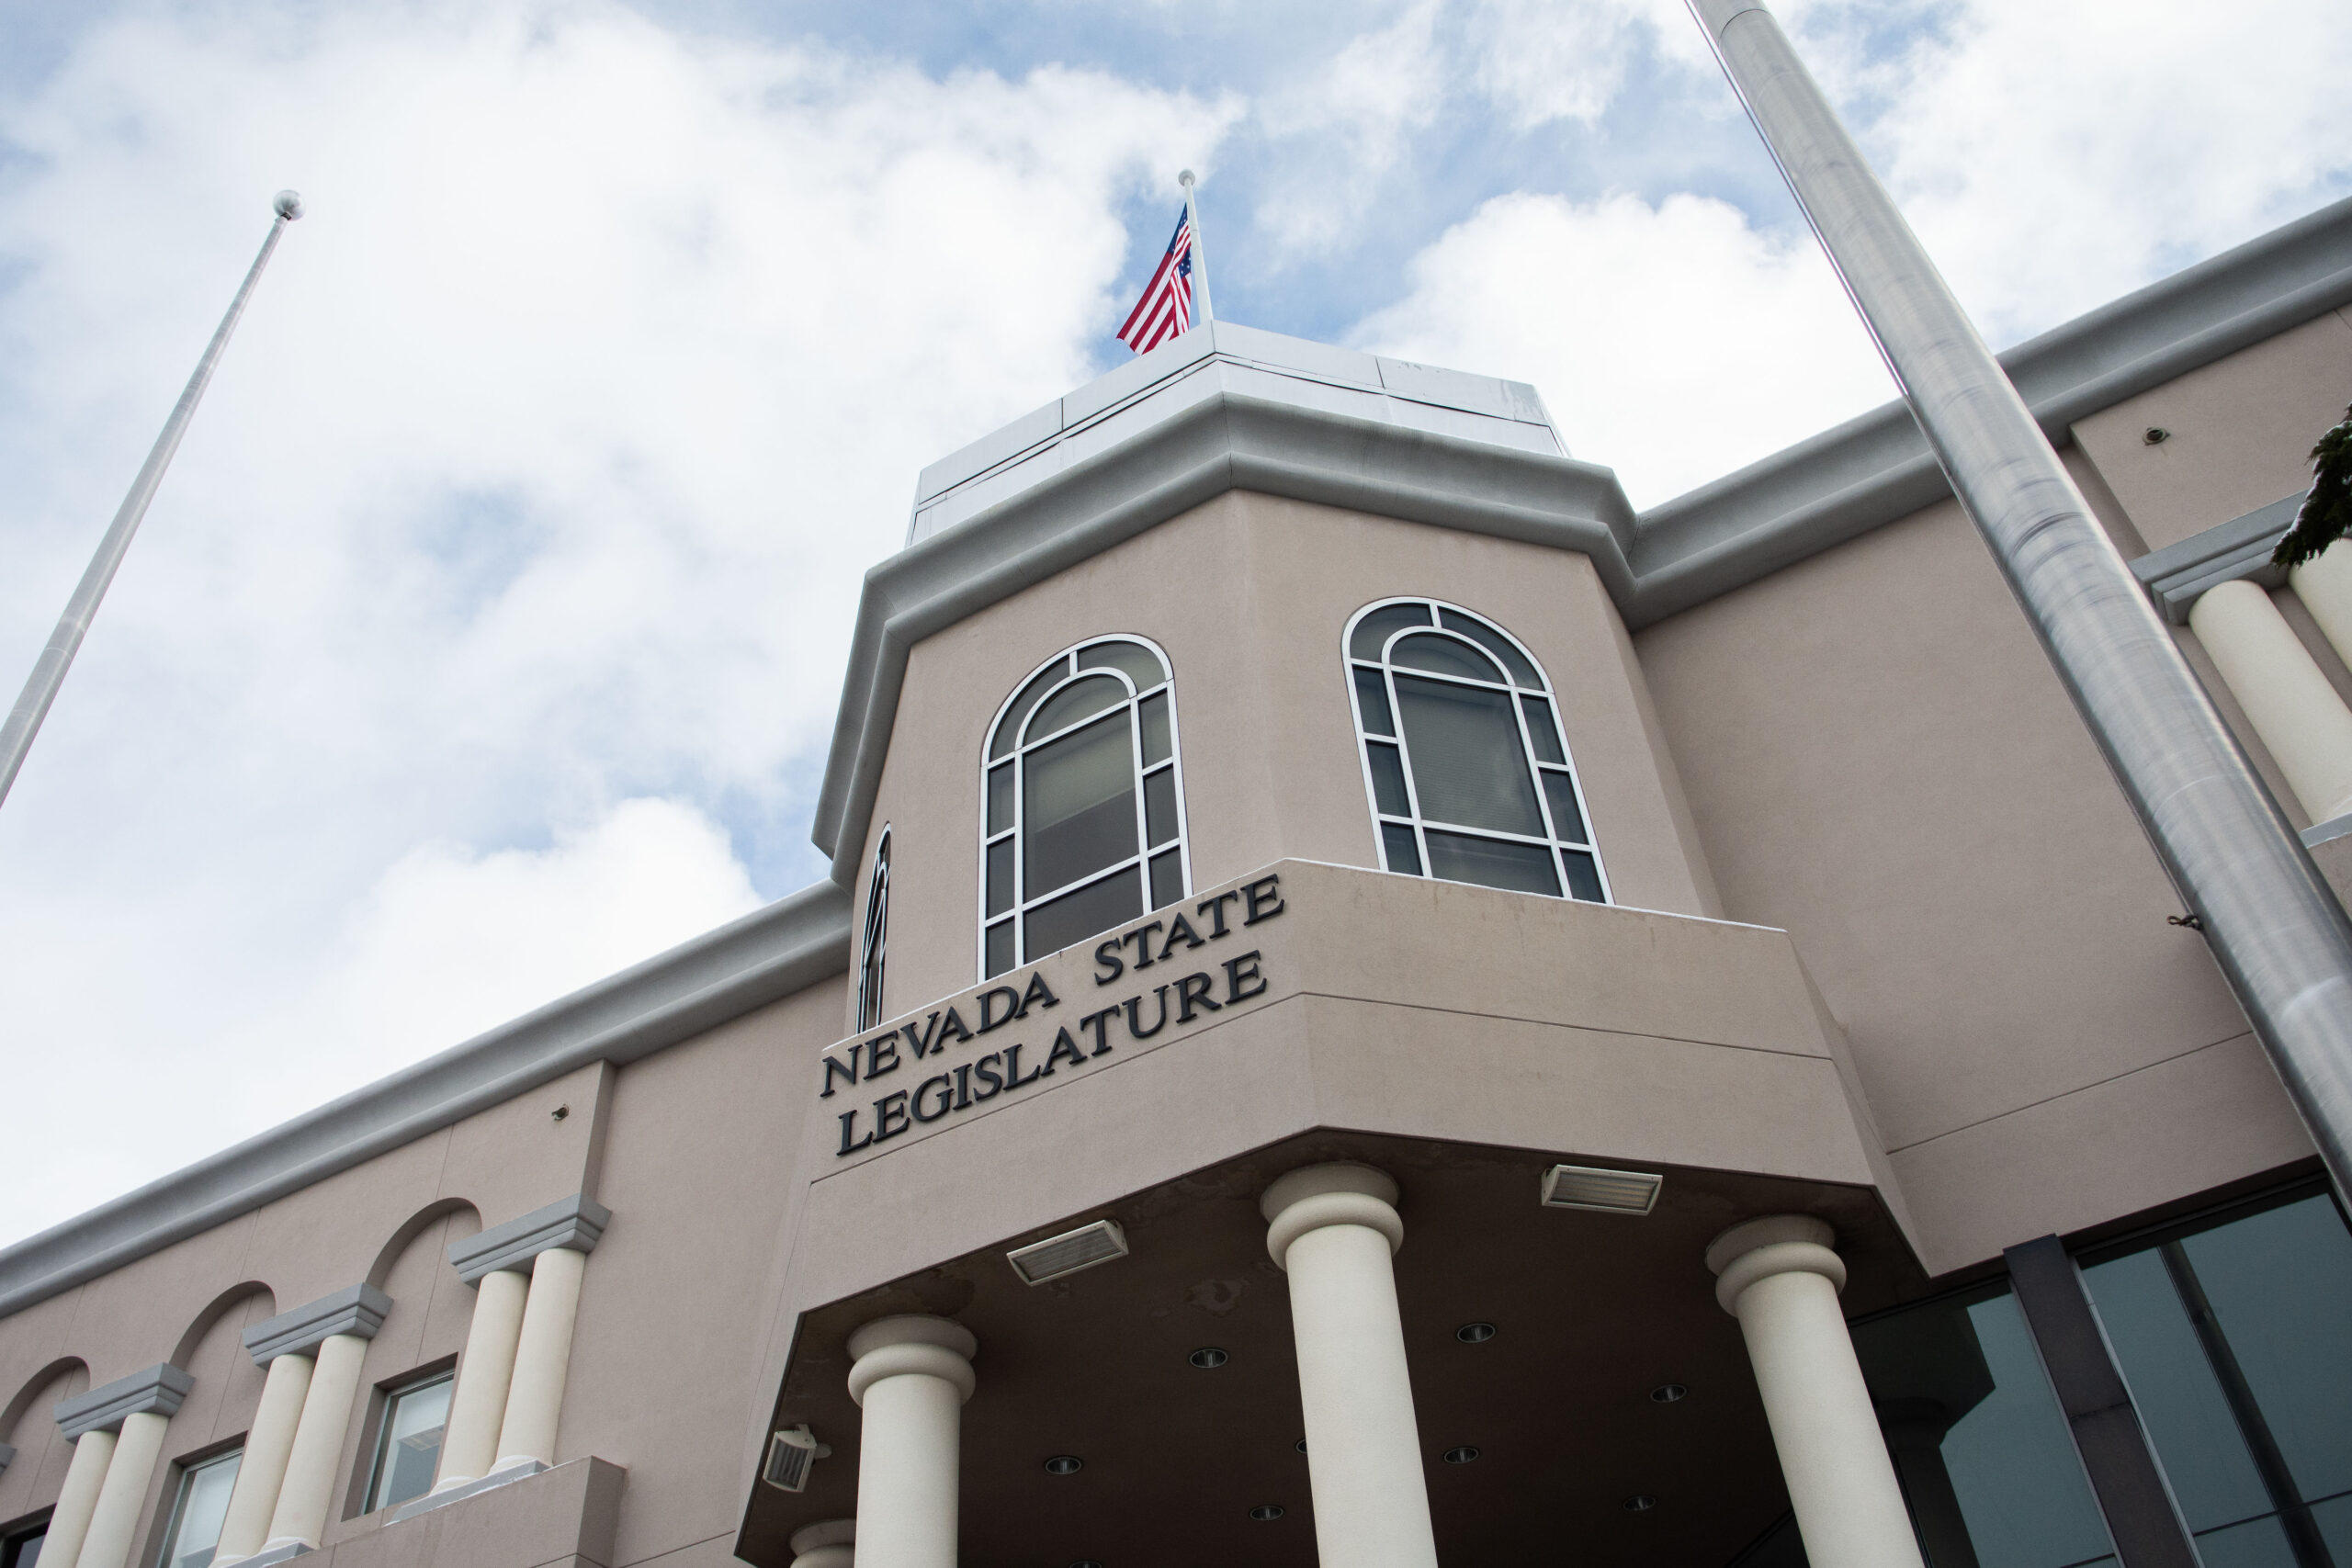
[{"x1": 0, "y1": 0, "x2": 2346, "y2": 1247}]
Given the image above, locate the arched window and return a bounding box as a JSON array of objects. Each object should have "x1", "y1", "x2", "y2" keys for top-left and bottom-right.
[
  {"x1": 980, "y1": 637, "x2": 1190, "y2": 979},
  {"x1": 1344, "y1": 599, "x2": 1609, "y2": 903},
  {"x1": 856, "y1": 828, "x2": 890, "y2": 1031}
]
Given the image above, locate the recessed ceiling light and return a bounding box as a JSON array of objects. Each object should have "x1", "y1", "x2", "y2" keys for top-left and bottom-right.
[
  {"x1": 1650, "y1": 1383, "x2": 1688, "y2": 1404},
  {"x1": 1540, "y1": 1164, "x2": 1663, "y2": 1215},
  {"x1": 1442, "y1": 1446, "x2": 1479, "y2": 1464},
  {"x1": 1044, "y1": 1455, "x2": 1084, "y2": 1476},
  {"x1": 1250, "y1": 1505, "x2": 1285, "y2": 1522},
  {"x1": 1624, "y1": 1495, "x2": 1658, "y2": 1512},
  {"x1": 1007, "y1": 1220, "x2": 1129, "y2": 1285},
  {"x1": 1455, "y1": 1322, "x2": 1497, "y2": 1343},
  {"x1": 1069, "y1": 1561, "x2": 1102, "y2": 1567},
  {"x1": 1189, "y1": 1347, "x2": 1228, "y2": 1369},
  {"x1": 1295, "y1": 1438, "x2": 1307, "y2": 1454}
]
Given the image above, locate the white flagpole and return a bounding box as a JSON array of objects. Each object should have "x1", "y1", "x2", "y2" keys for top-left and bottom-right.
[
  {"x1": 0, "y1": 190, "x2": 303, "y2": 811},
  {"x1": 1178, "y1": 169, "x2": 1214, "y2": 325}
]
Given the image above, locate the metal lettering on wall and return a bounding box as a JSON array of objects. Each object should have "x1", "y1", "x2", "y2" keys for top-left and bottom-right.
[{"x1": 824, "y1": 874, "x2": 1286, "y2": 1155}]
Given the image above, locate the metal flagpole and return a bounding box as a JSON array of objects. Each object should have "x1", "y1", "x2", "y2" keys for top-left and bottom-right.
[
  {"x1": 1178, "y1": 169, "x2": 1215, "y2": 324},
  {"x1": 0, "y1": 189, "x2": 304, "y2": 811},
  {"x1": 1683, "y1": 0, "x2": 2352, "y2": 1201}
]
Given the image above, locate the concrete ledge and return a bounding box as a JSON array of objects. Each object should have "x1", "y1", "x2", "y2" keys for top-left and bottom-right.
[
  {"x1": 244, "y1": 1283, "x2": 394, "y2": 1364},
  {"x1": 359, "y1": 1455, "x2": 622, "y2": 1566},
  {"x1": 2301, "y1": 813, "x2": 2352, "y2": 850},
  {"x1": 54, "y1": 1362, "x2": 192, "y2": 1439},
  {"x1": 2133, "y1": 491, "x2": 2308, "y2": 622},
  {"x1": 449, "y1": 1196, "x2": 611, "y2": 1284},
  {"x1": 387, "y1": 1459, "x2": 548, "y2": 1524}
]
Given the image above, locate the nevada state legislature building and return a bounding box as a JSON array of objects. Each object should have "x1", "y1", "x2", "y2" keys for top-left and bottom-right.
[{"x1": 13, "y1": 195, "x2": 2352, "y2": 1568}]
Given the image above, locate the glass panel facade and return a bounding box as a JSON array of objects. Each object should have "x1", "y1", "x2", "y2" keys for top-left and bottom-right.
[
  {"x1": 1424, "y1": 830, "x2": 1559, "y2": 896},
  {"x1": 1854, "y1": 1285, "x2": 2116, "y2": 1568},
  {"x1": 367, "y1": 1372, "x2": 453, "y2": 1515},
  {"x1": 1381, "y1": 821, "x2": 1422, "y2": 875},
  {"x1": 1027, "y1": 867, "x2": 1141, "y2": 958},
  {"x1": 161, "y1": 1450, "x2": 243, "y2": 1568},
  {"x1": 1393, "y1": 677, "x2": 1544, "y2": 835}
]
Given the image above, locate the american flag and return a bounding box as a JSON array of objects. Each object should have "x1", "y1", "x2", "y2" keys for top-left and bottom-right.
[{"x1": 1115, "y1": 209, "x2": 1194, "y2": 355}]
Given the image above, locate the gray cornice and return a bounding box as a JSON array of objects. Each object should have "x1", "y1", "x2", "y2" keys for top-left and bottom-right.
[
  {"x1": 2132, "y1": 492, "x2": 2307, "y2": 624},
  {"x1": 0, "y1": 879, "x2": 849, "y2": 1320},
  {"x1": 243, "y1": 1282, "x2": 394, "y2": 1364},
  {"x1": 449, "y1": 1194, "x2": 611, "y2": 1283},
  {"x1": 54, "y1": 1363, "x2": 192, "y2": 1439}
]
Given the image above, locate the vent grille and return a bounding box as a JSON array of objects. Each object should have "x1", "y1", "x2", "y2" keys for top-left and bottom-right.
[
  {"x1": 1541, "y1": 1164, "x2": 1662, "y2": 1215},
  {"x1": 1007, "y1": 1219, "x2": 1129, "y2": 1285},
  {"x1": 763, "y1": 1426, "x2": 825, "y2": 1492}
]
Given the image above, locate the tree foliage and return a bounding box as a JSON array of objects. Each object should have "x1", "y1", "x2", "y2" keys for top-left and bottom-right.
[{"x1": 2272, "y1": 403, "x2": 2352, "y2": 570}]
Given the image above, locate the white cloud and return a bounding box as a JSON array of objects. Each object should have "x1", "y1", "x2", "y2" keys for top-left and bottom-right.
[
  {"x1": 1356, "y1": 190, "x2": 1894, "y2": 507},
  {"x1": 1251, "y1": 1, "x2": 1448, "y2": 256},
  {"x1": 1461, "y1": 0, "x2": 1706, "y2": 130}
]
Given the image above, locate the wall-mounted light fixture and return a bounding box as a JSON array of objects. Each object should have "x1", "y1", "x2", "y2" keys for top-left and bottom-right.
[{"x1": 762, "y1": 1425, "x2": 831, "y2": 1492}]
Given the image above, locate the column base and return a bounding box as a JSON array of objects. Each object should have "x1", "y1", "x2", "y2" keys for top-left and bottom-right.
[
  {"x1": 387, "y1": 1459, "x2": 548, "y2": 1523},
  {"x1": 227, "y1": 1538, "x2": 314, "y2": 1567}
]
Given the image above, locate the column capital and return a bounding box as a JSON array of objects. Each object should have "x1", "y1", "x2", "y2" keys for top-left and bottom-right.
[
  {"x1": 1706, "y1": 1214, "x2": 1845, "y2": 1315},
  {"x1": 1261, "y1": 1163, "x2": 1402, "y2": 1269},
  {"x1": 790, "y1": 1518, "x2": 854, "y2": 1568},
  {"x1": 846, "y1": 1315, "x2": 976, "y2": 1406},
  {"x1": 243, "y1": 1283, "x2": 393, "y2": 1364},
  {"x1": 449, "y1": 1193, "x2": 611, "y2": 1284},
  {"x1": 54, "y1": 1362, "x2": 193, "y2": 1439}
]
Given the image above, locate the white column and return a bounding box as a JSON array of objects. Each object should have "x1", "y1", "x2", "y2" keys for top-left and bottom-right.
[
  {"x1": 790, "y1": 1518, "x2": 855, "y2": 1568},
  {"x1": 432, "y1": 1267, "x2": 528, "y2": 1490},
  {"x1": 1708, "y1": 1216, "x2": 1924, "y2": 1568},
  {"x1": 74, "y1": 1409, "x2": 170, "y2": 1568},
  {"x1": 492, "y1": 1246, "x2": 587, "y2": 1472},
  {"x1": 846, "y1": 1315, "x2": 976, "y2": 1568},
  {"x1": 40, "y1": 1427, "x2": 116, "y2": 1568},
  {"x1": 213, "y1": 1349, "x2": 314, "y2": 1562},
  {"x1": 1261, "y1": 1163, "x2": 1438, "y2": 1568},
  {"x1": 2290, "y1": 538, "x2": 2352, "y2": 673},
  {"x1": 259, "y1": 1331, "x2": 368, "y2": 1553},
  {"x1": 2190, "y1": 578, "x2": 2352, "y2": 822}
]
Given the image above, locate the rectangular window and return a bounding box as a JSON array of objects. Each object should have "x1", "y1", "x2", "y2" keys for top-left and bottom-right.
[
  {"x1": 1138, "y1": 691, "x2": 1171, "y2": 766},
  {"x1": 1539, "y1": 770, "x2": 1588, "y2": 845},
  {"x1": 1352, "y1": 666, "x2": 1395, "y2": 736},
  {"x1": 984, "y1": 919, "x2": 1015, "y2": 979},
  {"x1": 1024, "y1": 866, "x2": 1141, "y2": 961},
  {"x1": 365, "y1": 1371, "x2": 454, "y2": 1515},
  {"x1": 1560, "y1": 850, "x2": 1604, "y2": 902},
  {"x1": 1143, "y1": 769, "x2": 1179, "y2": 849},
  {"x1": 986, "y1": 763, "x2": 1014, "y2": 835},
  {"x1": 1148, "y1": 848, "x2": 1183, "y2": 911},
  {"x1": 1423, "y1": 830, "x2": 1559, "y2": 897},
  {"x1": 1380, "y1": 822, "x2": 1422, "y2": 876},
  {"x1": 1366, "y1": 743, "x2": 1411, "y2": 818},
  {"x1": 1520, "y1": 694, "x2": 1565, "y2": 764},
  {"x1": 984, "y1": 838, "x2": 1015, "y2": 918},
  {"x1": 158, "y1": 1449, "x2": 242, "y2": 1568}
]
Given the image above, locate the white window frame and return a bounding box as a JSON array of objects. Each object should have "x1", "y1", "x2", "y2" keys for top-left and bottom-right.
[
  {"x1": 155, "y1": 1446, "x2": 242, "y2": 1568},
  {"x1": 362, "y1": 1367, "x2": 455, "y2": 1516},
  {"x1": 1342, "y1": 597, "x2": 1611, "y2": 903},
  {"x1": 978, "y1": 636, "x2": 1192, "y2": 980},
  {"x1": 857, "y1": 827, "x2": 890, "y2": 1031}
]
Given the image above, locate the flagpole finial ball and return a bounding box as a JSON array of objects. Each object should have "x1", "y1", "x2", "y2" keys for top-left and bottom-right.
[
  {"x1": 273, "y1": 190, "x2": 305, "y2": 221},
  {"x1": 1178, "y1": 169, "x2": 1195, "y2": 187}
]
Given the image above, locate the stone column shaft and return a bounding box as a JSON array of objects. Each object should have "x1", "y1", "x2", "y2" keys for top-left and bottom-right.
[
  {"x1": 40, "y1": 1427, "x2": 117, "y2": 1568},
  {"x1": 2191, "y1": 578, "x2": 2352, "y2": 822},
  {"x1": 1262, "y1": 1163, "x2": 1438, "y2": 1568},
  {"x1": 847, "y1": 1315, "x2": 976, "y2": 1568},
  {"x1": 75, "y1": 1409, "x2": 170, "y2": 1568},
  {"x1": 2290, "y1": 539, "x2": 2352, "y2": 675},
  {"x1": 1711, "y1": 1216, "x2": 1924, "y2": 1568},
  {"x1": 262, "y1": 1331, "x2": 368, "y2": 1551},
  {"x1": 214, "y1": 1349, "x2": 314, "y2": 1562},
  {"x1": 493, "y1": 1245, "x2": 586, "y2": 1472},
  {"x1": 434, "y1": 1266, "x2": 528, "y2": 1490}
]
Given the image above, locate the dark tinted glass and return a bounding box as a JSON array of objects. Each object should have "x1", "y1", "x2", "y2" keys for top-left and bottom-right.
[
  {"x1": 1381, "y1": 822, "x2": 1422, "y2": 875},
  {"x1": 1391, "y1": 632, "x2": 1505, "y2": 683},
  {"x1": 1149, "y1": 849, "x2": 1183, "y2": 909},
  {"x1": 1561, "y1": 850, "x2": 1604, "y2": 902},
  {"x1": 987, "y1": 763, "x2": 1013, "y2": 835},
  {"x1": 1026, "y1": 672, "x2": 1126, "y2": 742},
  {"x1": 1394, "y1": 676, "x2": 1544, "y2": 835},
  {"x1": 1349, "y1": 602, "x2": 1431, "y2": 660},
  {"x1": 1853, "y1": 1287, "x2": 2116, "y2": 1568},
  {"x1": 984, "y1": 919, "x2": 1014, "y2": 978},
  {"x1": 1144, "y1": 769, "x2": 1179, "y2": 848},
  {"x1": 985, "y1": 838, "x2": 1015, "y2": 917},
  {"x1": 1025, "y1": 866, "x2": 1141, "y2": 959},
  {"x1": 1367, "y1": 743, "x2": 1411, "y2": 817},
  {"x1": 992, "y1": 656, "x2": 1071, "y2": 760},
  {"x1": 1521, "y1": 694, "x2": 1565, "y2": 764},
  {"x1": 1541, "y1": 771, "x2": 1589, "y2": 844},
  {"x1": 1439, "y1": 609, "x2": 1543, "y2": 687},
  {"x1": 1, "y1": 1529, "x2": 40, "y2": 1568},
  {"x1": 1077, "y1": 639, "x2": 1167, "y2": 691},
  {"x1": 1354, "y1": 666, "x2": 1394, "y2": 736},
  {"x1": 1424, "y1": 830, "x2": 1559, "y2": 896},
  {"x1": 1138, "y1": 691, "x2": 1171, "y2": 765},
  {"x1": 1023, "y1": 711, "x2": 1137, "y2": 895}
]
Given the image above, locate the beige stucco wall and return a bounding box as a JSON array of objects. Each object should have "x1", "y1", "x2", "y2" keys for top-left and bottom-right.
[{"x1": 853, "y1": 491, "x2": 1724, "y2": 1032}]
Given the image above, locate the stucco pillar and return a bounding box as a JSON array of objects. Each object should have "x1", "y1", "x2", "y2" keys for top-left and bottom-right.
[
  {"x1": 1709, "y1": 1216, "x2": 1925, "y2": 1568},
  {"x1": 790, "y1": 1519, "x2": 855, "y2": 1568},
  {"x1": 76, "y1": 1410, "x2": 172, "y2": 1568},
  {"x1": 213, "y1": 1348, "x2": 314, "y2": 1562},
  {"x1": 846, "y1": 1315, "x2": 977, "y2": 1568},
  {"x1": 492, "y1": 1244, "x2": 587, "y2": 1472},
  {"x1": 258, "y1": 1330, "x2": 369, "y2": 1555},
  {"x1": 2290, "y1": 538, "x2": 2352, "y2": 676},
  {"x1": 1261, "y1": 1163, "x2": 1439, "y2": 1568},
  {"x1": 40, "y1": 1427, "x2": 116, "y2": 1568},
  {"x1": 2190, "y1": 579, "x2": 2352, "y2": 822},
  {"x1": 433, "y1": 1267, "x2": 528, "y2": 1490}
]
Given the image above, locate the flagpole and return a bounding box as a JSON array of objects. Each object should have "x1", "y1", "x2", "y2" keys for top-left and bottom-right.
[
  {"x1": 0, "y1": 189, "x2": 304, "y2": 812},
  {"x1": 1685, "y1": 0, "x2": 2352, "y2": 1205},
  {"x1": 1178, "y1": 169, "x2": 1214, "y2": 325}
]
